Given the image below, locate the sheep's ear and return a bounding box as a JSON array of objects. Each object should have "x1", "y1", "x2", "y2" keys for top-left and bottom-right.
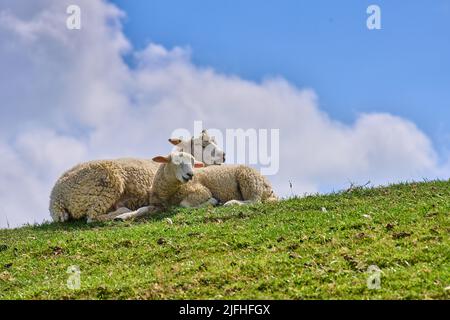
[
  {"x1": 194, "y1": 161, "x2": 205, "y2": 168},
  {"x1": 153, "y1": 156, "x2": 170, "y2": 163},
  {"x1": 168, "y1": 138, "x2": 182, "y2": 146}
]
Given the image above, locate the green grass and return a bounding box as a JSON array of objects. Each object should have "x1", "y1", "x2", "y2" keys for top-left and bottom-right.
[{"x1": 1, "y1": 180, "x2": 449, "y2": 300}]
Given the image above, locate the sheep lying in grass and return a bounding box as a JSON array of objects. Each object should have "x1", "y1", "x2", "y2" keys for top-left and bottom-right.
[
  {"x1": 49, "y1": 131, "x2": 224, "y2": 223},
  {"x1": 115, "y1": 152, "x2": 277, "y2": 221}
]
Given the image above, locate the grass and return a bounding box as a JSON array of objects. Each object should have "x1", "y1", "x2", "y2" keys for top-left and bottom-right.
[{"x1": 0, "y1": 180, "x2": 449, "y2": 300}]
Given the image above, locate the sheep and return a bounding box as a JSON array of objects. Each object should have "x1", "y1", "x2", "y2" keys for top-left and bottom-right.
[
  {"x1": 49, "y1": 131, "x2": 224, "y2": 223},
  {"x1": 114, "y1": 151, "x2": 277, "y2": 221}
]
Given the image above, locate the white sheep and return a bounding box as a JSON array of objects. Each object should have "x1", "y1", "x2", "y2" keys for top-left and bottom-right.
[
  {"x1": 115, "y1": 151, "x2": 277, "y2": 221},
  {"x1": 49, "y1": 131, "x2": 224, "y2": 223}
]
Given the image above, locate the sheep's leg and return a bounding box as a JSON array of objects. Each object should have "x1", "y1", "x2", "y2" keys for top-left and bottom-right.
[
  {"x1": 109, "y1": 207, "x2": 132, "y2": 216},
  {"x1": 179, "y1": 185, "x2": 216, "y2": 208},
  {"x1": 181, "y1": 197, "x2": 219, "y2": 208},
  {"x1": 114, "y1": 205, "x2": 161, "y2": 221},
  {"x1": 225, "y1": 166, "x2": 266, "y2": 207},
  {"x1": 200, "y1": 198, "x2": 219, "y2": 207},
  {"x1": 115, "y1": 206, "x2": 150, "y2": 221},
  {"x1": 223, "y1": 199, "x2": 256, "y2": 206},
  {"x1": 87, "y1": 207, "x2": 133, "y2": 223},
  {"x1": 56, "y1": 210, "x2": 70, "y2": 222}
]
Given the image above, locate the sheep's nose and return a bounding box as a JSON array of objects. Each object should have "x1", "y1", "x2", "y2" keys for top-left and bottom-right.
[
  {"x1": 222, "y1": 153, "x2": 226, "y2": 162},
  {"x1": 186, "y1": 172, "x2": 193, "y2": 180}
]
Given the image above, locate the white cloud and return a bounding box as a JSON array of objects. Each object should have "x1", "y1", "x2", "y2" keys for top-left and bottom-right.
[{"x1": 0, "y1": 0, "x2": 448, "y2": 228}]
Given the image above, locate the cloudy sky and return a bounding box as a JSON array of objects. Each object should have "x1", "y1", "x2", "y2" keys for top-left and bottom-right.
[{"x1": 0, "y1": 0, "x2": 449, "y2": 228}]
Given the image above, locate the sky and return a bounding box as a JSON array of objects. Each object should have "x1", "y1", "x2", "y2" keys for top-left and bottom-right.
[
  {"x1": 112, "y1": 0, "x2": 450, "y2": 152},
  {"x1": 0, "y1": 0, "x2": 449, "y2": 228}
]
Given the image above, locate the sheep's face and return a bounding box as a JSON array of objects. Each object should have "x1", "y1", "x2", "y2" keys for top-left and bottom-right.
[
  {"x1": 168, "y1": 130, "x2": 225, "y2": 166},
  {"x1": 153, "y1": 152, "x2": 204, "y2": 183},
  {"x1": 172, "y1": 152, "x2": 196, "y2": 183}
]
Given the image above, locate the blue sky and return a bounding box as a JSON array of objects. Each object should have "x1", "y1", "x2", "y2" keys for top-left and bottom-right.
[
  {"x1": 112, "y1": 0, "x2": 450, "y2": 155},
  {"x1": 1, "y1": 0, "x2": 449, "y2": 227}
]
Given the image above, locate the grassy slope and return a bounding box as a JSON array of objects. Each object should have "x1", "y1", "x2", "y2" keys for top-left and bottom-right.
[{"x1": 0, "y1": 181, "x2": 449, "y2": 300}]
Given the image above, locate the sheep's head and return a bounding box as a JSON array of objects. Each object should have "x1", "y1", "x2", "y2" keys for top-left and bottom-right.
[
  {"x1": 153, "y1": 152, "x2": 204, "y2": 183},
  {"x1": 168, "y1": 130, "x2": 225, "y2": 166}
]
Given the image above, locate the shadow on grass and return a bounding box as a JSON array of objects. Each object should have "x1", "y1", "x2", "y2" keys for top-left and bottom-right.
[
  {"x1": 24, "y1": 208, "x2": 181, "y2": 233},
  {"x1": 22, "y1": 201, "x2": 277, "y2": 233},
  {"x1": 1, "y1": 198, "x2": 287, "y2": 234}
]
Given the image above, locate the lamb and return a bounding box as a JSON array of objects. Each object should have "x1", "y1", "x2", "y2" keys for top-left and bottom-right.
[
  {"x1": 49, "y1": 131, "x2": 224, "y2": 223},
  {"x1": 114, "y1": 151, "x2": 277, "y2": 221}
]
